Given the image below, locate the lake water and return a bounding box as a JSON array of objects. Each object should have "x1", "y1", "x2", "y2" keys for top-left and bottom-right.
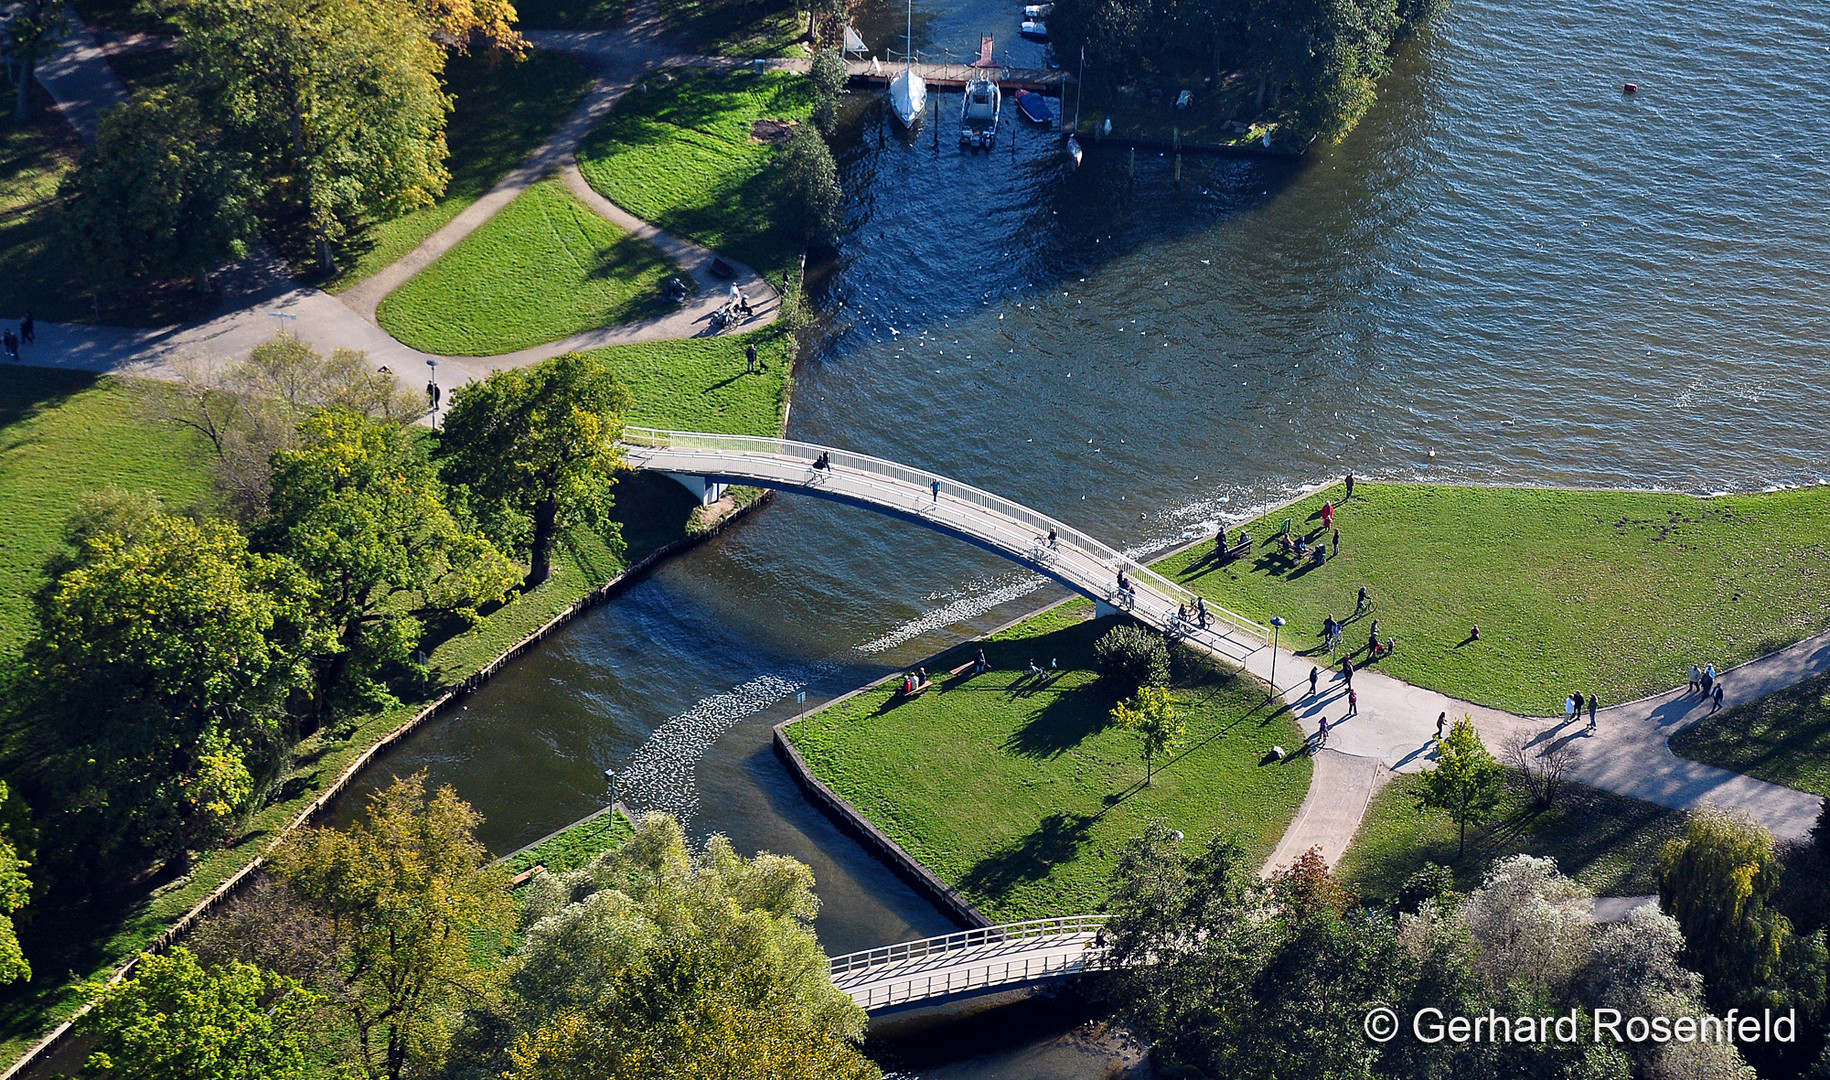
[{"x1": 337, "y1": 0, "x2": 1830, "y2": 1072}]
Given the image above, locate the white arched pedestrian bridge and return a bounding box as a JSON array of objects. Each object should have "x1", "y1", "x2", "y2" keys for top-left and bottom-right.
[
  {"x1": 621, "y1": 429, "x2": 1269, "y2": 663},
  {"x1": 829, "y1": 916, "x2": 1111, "y2": 1012}
]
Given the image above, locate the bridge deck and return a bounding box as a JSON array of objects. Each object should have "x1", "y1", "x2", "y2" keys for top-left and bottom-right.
[
  {"x1": 621, "y1": 429, "x2": 1266, "y2": 664},
  {"x1": 828, "y1": 916, "x2": 1108, "y2": 1011}
]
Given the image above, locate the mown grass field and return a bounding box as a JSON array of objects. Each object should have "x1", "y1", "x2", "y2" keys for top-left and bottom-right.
[
  {"x1": 1671, "y1": 670, "x2": 1830, "y2": 797},
  {"x1": 376, "y1": 177, "x2": 677, "y2": 355},
  {"x1": 1338, "y1": 771, "x2": 1687, "y2": 902},
  {"x1": 787, "y1": 603, "x2": 1311, "y2": 921},
  {"x1": 1157, "y1": 483, "x2": 1830, "y2": 716},
  {"x1": 327, "y1": 50, "x2": 594, "y2": 292},
  {"x1": 578, "y1": 68, "x2": 812, "y2": 280},
  {"x1": 587, "y1": 325, "x2": 791, "y2": 435},
  {"x1": 505, "y1": 808, "x2": 634, "y2": 875},
  {"x1": 0, "y1": 370, "x2": 213, "y2": 656}
]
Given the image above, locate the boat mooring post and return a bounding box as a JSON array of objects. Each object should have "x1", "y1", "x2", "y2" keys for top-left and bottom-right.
[
  {"x1": 1128, "y1": 145, "x2": 1135, "y2": 177},
  {"x1": 1173, "y1": 127, "x2": 1181, "y2": 181}
]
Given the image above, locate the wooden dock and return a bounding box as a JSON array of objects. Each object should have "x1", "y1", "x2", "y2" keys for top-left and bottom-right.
[{"x1": 845, "y1": 57, "x2": 1071, "y2": 95}]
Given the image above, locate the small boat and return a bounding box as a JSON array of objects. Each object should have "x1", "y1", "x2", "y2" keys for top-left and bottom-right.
[
  {"x1": 1013, "y1": 89, "x2": 1053, "y2": 125},
  {"x1": 887, "y1": 0, "x2": 926, "y2": 128},
  {"x1": 1022, "y1": 3, "x2": 1053, "y2": 17},
  {"x1": 1019, "y1": 18, "x2": 1048, "y2": 40},
  {"x1": 960, "y1": 72, "x2": 1001, "y2": 148},
  {"x1": 1066, "y1": 134, "x2": 1082, "y2": 166}
]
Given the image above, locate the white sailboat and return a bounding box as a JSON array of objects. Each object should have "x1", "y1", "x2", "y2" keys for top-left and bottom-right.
[{"x1": 888, "y1": 0, "x2": 926, "y2": 128}]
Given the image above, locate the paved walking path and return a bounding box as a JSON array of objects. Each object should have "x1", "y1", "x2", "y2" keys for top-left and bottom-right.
[
  {"x1": 11, "y1": 3, "x2": 781, "y2": 393},
  {"x1": 1251, "y1": 624, "x2": 1830, "y2": 874}
]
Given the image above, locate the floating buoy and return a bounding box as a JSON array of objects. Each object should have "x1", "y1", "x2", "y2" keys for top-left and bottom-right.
[{"x1": 1624, "y1": 82, "x2": 1638, "y2": 93}]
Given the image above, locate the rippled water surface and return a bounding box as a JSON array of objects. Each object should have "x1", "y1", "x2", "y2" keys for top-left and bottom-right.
[{"x1": 340, "y1": 0, "x2": 1830, "y2": 1072}]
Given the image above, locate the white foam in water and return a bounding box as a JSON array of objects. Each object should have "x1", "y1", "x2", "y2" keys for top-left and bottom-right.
[{"x1": 851, "y1": 573, "x2": 1049, "y2": 655}]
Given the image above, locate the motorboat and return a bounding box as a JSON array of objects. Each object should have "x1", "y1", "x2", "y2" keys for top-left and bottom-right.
[
  {"x1": 959, "y1": 72, "x2": 1001, "y2": 148},
  {"x1": 887, "y1": 0, "x2": 926, "y2": 128},
  {"x1": 1013, "y1": 88, "x2": 1053, "y2": 125},
  {"x1": 1022, "y1": 3, "x2": 1053, "y2": 17},
  {"x1": 1019, "y1": 18, "x2": 1048, "y2": 40}
]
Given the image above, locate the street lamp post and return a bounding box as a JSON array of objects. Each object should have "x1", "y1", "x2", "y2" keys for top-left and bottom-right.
[
  {"x1": 604, "y1": 768, "x2": 618, "y2": 811},
  {"x1": 1269, "y1": 616, "x2": 1286, "y2": 695}
]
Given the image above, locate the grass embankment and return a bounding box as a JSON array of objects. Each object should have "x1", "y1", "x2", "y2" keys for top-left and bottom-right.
[
  {"x1": 327, "y1": 50, "x2": 594, "y2": 292},
  {"x1": 1672, "y1": 671, "x2": 1830, "y2": 798},
  {"x1": 376, "y1": 177, "x2": 677, "y2": 355},
  {"x1": 514, "y1": 0, "x2": 631, "y2": 28},
  {"x1": 1157, "y1": 483, "x2": 1830, "y2": 716},
  {"x1": 578, "y1": 68, "x2": 812, "y2": 280},
  {"x1": 787, "y1": 603, "x2": 1311, "y2": 922},
  {"x1": 658, "y1": 0, "x2": 804, "y2": 57},
  {"x1": 1338, "y1": 771, "x2": 1687, "y2": 902},
  {"x1": 0, "y1": 339, "x2": 790, "y2": 1063},
  {"x1": 0, "y1": 370, "x2": 213, "y2": 656},
  {"x1": 505, "y1": 809, "x2": 633, "y2": 876}
]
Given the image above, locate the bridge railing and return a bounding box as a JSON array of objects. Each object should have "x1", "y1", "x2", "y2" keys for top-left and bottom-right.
[
  {"x1": 827, "y1": 914, "x2": 1110, "y2": 978},
  {"x1": 620, "y1": 428, "x2": 1269, "y2": 647}
]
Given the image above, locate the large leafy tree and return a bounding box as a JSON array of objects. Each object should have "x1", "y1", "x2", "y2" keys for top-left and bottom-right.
[
  {"x1": 0, "y1": 784, "x2": 31, "y2": 986},
  {"x1": 477, "y1": 813, "x2": 876, "y2": 1080},
  {"x1": 3, "y1": 0, "x2": 67, "y2": 124},
  {"x1": 60, "y1": 89, "x2": 261, "y2": 293},
  {"x1": 1112, "y1": 685, "x2": 1182, "y2": 785},
  {"x1": 172, "y1": 0, "x2": 453, "y2": 270},
  {"x1": 269, "y1": 773, "x2": 516, "y2": 1080},
  {"x1": 439, "y1": 353, "x2": 632, "y2": 589},
  {"x1": 78, "y1": 948, "x2": 322, "y2": 1080},
  {"x1": 264, "y1": 409, "x2": 518, "y2": 724},
  {"x1": 773, "y1": 125, "x2": 841, "y2": 248},
  {"x1": 1416, "y1": 715, "x2": 1503, "y2": 857},
  {"x1": 11, "y1": 513, "x2": 321, "y2": 873}
]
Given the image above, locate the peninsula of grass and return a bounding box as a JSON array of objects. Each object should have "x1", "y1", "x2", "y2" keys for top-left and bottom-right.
[
  {"x1": 1156, "y1": 483, "x2": 1830, "y2": 717},
  {"x1": 577, "y1": 68, "x2": 812, "y2": 280},
  {"x1": 786, "y1": 603, "x2": 1311, "y2": 922},
  {"x1": 1338, "y1": 771, "x2": 1687, "y2": 902},
  {"x1": 505, "y1": 808, "x2": 634, "y2": 876},
  {"x1": 1670, "y1": 670, "x2": 1830, "y2": 797},
  {"x1": 327, "y1": 50, "x2": 594, "y2": 292},
  {"x1": 376, "y1": 177, "x2": 677, "y2": 355}
]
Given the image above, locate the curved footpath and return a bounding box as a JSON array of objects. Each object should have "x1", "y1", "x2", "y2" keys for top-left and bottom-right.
[{"x1": 16, "y1": 8, "x2": 785, "y2": 393}]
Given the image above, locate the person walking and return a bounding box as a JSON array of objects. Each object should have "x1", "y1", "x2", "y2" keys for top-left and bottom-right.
[
  {"x1": 1341, "y1": 655, "x2": 1354, "y2": 686},
  {"x1": 1712, "y1": 682, "x2": 1725, "y2": 712},
  {"x1": 1321, "y1": 501, "x2": 1334, "y2": 530},
  {"x1": 1564, "y1": 694, "x2": 1577, "y2": 724},
  {"x1": 931, "y1": 478, "x2": 941, "y2": 503},
  {"x1": 745, "y1": 343, "x2": 758, "y2": 372},
  {"x1": 1587, "y1": 692, "x2": 1598, "y2": 733},
  {"x1": 1318, "y1": 714, "x2": 1330, "y2": 748},
  {"x1": 1345, "y1": 471, "x2": 1355, "y2": 500},
  {"x1": 1690, "y1": 664, "x2": 1702, "y2": 693},
  {"x1": 19, "y1": 313, "x2": 32, "y2": 345},
  {"x1": 1703, "y1": 663, "x2": 1717, "y2": 695},
  {"x1": 426, "y1": 380, "x2": 439, "y2": 410},
  {"x1": 1573, "y1": 690, "x2": 1585, "y2": 719},
  {"x1": 1332, "y1": 528, "x2": 1340, "y2": 556},
  {"x1": 2, "y1": 327, "x2": 15, "y2": 362},
  {"x1": 1356, "y1": 586, "x2": 1370, "y2": 615},
  {"x1": 1436, "y1": 711, "x2": 1447, "y2": 740},
  {"x1": 1347, "y1": 688, "x2": 1358, "y2": 717},
  {"x1": 1309, "y1": 666, "x2": 1320, "y2": 698},
  {"x1": 975, "y1": 648, "x2": 987, "y2": 675},
  {"x1": 1196, "y1": 596, "x2": 1208, "y2": 629}
]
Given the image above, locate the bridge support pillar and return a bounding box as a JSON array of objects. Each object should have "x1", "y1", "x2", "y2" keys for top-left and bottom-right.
[
  {"x1": 663, "y1": 473, "x2": 728, "y2": 507},
  {"x1": 1094, "y1": 600, "x2": 1120, "y2": 619}
]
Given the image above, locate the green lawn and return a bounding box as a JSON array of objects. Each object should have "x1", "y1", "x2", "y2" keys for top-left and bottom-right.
[
  {"x1": 1338, "y1": 771, "x2": 1687, "y2": 902},
  {"x1": 1157, "y1": 483, "x2": 1830, "y2": 716},
  {"x1": 514, "y1": 0, "x2": 631, "y2": 28},
  {"x1": 327, "y1": 49, "x2": 594, "y2": 292},
  {"x1": 0, "y1": 370, "x2": 213, "y2": 656},
  {"x1": 505, "y1": 808, "x2": 633, "y2": 875},
  {"x1": 588, "y1": 325, "x2": 791, "y2": 435},
  {"x1": 658, "y1": 0, "x2": 805, "y2": 57},
  {"x1": 376, "y1": 177, "x2": 677, "y2": 355},
  {"x1": 1671, "y1": 671, "x2": 1830, "y2": 797},
  {"x1": 577, "y1": 68, "x2": 812, "y2": 280},
  {"x1": 787, "y1": 603, "x2": 1312, "y2": 922}
]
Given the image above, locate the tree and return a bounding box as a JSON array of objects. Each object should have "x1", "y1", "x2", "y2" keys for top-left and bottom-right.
[
  {"x1": 78, "y1": 948, "x2": 322, "y2": 1080},
  {"x1": 269, "y1": 774, "x2": 516, "y2": 1080},
  {"x1": 60, "y1": 89, "x2": 261, "y2": 293},
  {"x1": 1112, "y1": 685, "x2": 1182, "y2": 785},
  {"x1": 420, "y1": 0, "x2": 523, "y2": 53},
  {"x1": 12, "y1": 512, "x2": 320, "y2": 873},
  {"x1": 773, "y1": 125, "x2": 841, "y2": 249},
  {"x1": 809, "y1": 47, "x2": 845, "y2": 135},
  {"x1": 1416, "y1": 715, "x2": 1503, "y2": 857},
  {"x1": 480, "y1": 813, "x2": 877, "y2": 1080},
  {"x1": 174, "y1": 0, "x2": 452, "y2": 270},
  {"x1": 0, "y1": 784, "x2": 31, "y2": 986},
  {"x1": 3, "y1": 0, "x2": 67, "y2": 124},
  {"x1": 1660, "y1": 808, "x2": 1828, "y2": 1028},
  {"x1": 264, "y1": 409, "x2": 518, "y2": 724},
  {"x1": 1093, "y1": 623, "x2": 1170, "y2": 692},
  {"x1": 1502, "y1": 729, "x2": 1578, "y2": 810},
  {"x1": 438, "y1": 353, "x2": 632, "y2": 589}
]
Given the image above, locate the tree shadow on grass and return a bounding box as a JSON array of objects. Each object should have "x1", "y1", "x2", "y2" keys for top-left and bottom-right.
[
  {"x1": 958, "y1": 811, "x2": 1100, "y2": 901},
  {"x1": 1003, "y1": 681, "x2": 1122, "y2": 759}
]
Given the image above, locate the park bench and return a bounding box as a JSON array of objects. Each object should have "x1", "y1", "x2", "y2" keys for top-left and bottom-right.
[
  {"x1": 947, "y1": 659, "x2": 977, "y2": 678},
  {"x1": 1218, "y1": 537, "x2": 1253, "y2": 563}
]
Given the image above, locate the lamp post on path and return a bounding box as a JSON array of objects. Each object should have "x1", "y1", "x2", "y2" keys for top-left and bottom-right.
[{"x1": 1268, "y1": 616, "x2": 1286, "y2": 697}]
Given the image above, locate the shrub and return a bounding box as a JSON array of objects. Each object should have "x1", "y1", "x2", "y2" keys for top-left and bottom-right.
[{"x1": 1094, "y1": 624, "x2": 1169, "y2": 691}]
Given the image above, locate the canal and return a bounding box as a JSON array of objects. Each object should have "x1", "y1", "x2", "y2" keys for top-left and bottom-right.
[{"x1": 338, "y1": 0, "x2": 1830, "y2": 1072}]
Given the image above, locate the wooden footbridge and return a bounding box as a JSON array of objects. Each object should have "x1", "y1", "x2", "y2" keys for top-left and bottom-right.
[
  {"x1": 620, "y1": 428, "x2": 1267, "y2": 663},
  {"x1": 829, "y1": 916, "x2": 1110, "y2": 1012}
]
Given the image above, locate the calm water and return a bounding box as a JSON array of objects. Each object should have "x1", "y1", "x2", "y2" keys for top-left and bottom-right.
[{"x1": 339, "y1": 0, "x2": 1830, "y2": 1072}]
